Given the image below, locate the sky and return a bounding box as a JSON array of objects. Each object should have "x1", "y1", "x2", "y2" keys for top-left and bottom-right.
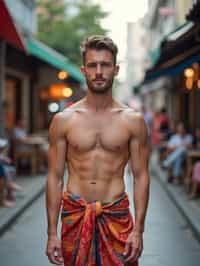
[{"x1": 94, "y1": 0, "x2": 149, "y2": 79}]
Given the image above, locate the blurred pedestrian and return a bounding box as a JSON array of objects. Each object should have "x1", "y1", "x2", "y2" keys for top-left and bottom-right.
[
  {"x1": 158, "y1": 119, "x2": 176, "y2": 162},
  {"x1": 151, "y1": 107, "x2": 169, "y2": 148},
  {"x1": 157, "y1": 107, "x2": 169, "y2": 134},
  {"x1": 162, "y1": 122, "x2": 193, "y2": 184},
  {"x1": 189, "y1": 161, "x2": 200, "y2": 199},
  {"x1": 0, "y1": 164, "x2": 15, "y2": 207},
  {"x1": 184, "y1": 127, "x2": 200, "y2": 190},
  {"x1": 0, "y1": 138, "x2": 22, "y2": 205},
  {"x1": 46, "y1": 35, "x2": 150, "y2": 266},
  {"x1": 141, "y1": 105, "x2": 153, "y2": 136}
]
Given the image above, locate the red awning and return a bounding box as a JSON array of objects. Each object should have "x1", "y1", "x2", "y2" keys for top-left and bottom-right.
[{"x1": 0, "y1": 0, "x2": 26, "y2": 51}]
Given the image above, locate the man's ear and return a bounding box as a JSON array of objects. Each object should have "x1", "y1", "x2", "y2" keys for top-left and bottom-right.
[{"x1": 114, "y1": 65, "x2": 120, "y2": 76}]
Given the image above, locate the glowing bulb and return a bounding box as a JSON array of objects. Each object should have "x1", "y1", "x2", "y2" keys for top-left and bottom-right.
[
  {"x1": 48, "y1": 102, "x2": 59, "y2": 113},
  {"x1": 184, "y1": 68, "x2": 194, "y2": 78},
  {"x1": 58, "y1": 71, "x2": 68, "y2": 80},
  {"x1": 62, "y1": 87, "x2": 72, "y2": 98}
]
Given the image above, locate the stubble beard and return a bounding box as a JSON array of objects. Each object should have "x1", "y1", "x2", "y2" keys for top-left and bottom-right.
[{"x1": 86, "y1": 76, "x2": 114, "y2": 94}]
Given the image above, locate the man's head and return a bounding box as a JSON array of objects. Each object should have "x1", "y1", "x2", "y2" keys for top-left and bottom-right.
[
  {"x1": 176, "y1": 122, "x2": 186, "y2": 136},
  {"x1": 80, "y1": 35, "x2": 119, "y2": 94},
  {"x1": 80, "y1": 35, "x2": 118, "y2": 66}
]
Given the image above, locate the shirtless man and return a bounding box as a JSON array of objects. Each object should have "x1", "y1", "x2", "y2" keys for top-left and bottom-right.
[{"x1": 46, "y1": 36, "x2": 150, "y2": 266}]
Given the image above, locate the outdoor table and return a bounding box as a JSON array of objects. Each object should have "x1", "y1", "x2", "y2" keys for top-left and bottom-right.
[
  {"x1": 184, "y1": 149, "x2": 200, "y2": 191},
  {"x1": 25, "y1": 136, "x2": 48, "y2": 175}
]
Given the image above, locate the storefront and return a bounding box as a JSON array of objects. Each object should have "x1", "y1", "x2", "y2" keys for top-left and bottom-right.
[
  {"x1": 142, "y1": 14, "x2": 200, "y2": 131},
  {"x1": 0, "y1": 0, "x2": 85, "y2": 137}
]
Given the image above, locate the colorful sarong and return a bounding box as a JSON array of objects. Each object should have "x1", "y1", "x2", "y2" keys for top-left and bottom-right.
[{"x1": 61, "y1": 192, "x2": 138, "y2": 266}]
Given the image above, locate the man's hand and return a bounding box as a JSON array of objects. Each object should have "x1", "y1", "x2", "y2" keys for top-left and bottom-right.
[
  {"x1": 46, "y1": 235, "x2": 64, "y2": 265},
  {"x1": 123, "y1": 230, "x2": 143, "y2": 264}
]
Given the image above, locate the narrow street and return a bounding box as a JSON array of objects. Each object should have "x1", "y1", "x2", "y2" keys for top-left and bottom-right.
[{"x1": 0, "y1": 175, "x2": 200, "y2": 266}]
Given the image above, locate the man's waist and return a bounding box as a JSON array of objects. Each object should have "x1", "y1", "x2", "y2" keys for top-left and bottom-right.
[{"x1": 66, "y1": 176, "x2": 125, "y2": 202}]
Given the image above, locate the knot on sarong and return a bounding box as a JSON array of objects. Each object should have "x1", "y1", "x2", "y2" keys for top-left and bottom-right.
[{"x1": 95, "y1": 201, "x2": 102, "y2": 217}]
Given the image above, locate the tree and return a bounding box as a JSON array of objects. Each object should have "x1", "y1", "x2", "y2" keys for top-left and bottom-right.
[{"x1": 36, "y1": 0, "x2": 108, "y2": 65}]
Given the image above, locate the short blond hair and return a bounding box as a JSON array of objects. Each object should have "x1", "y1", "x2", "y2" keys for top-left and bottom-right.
[{"x1": 80, "y1": 35, "x2": 118, "y2": 65}]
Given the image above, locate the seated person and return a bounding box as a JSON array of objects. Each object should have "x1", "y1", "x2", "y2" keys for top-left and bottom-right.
[
  {"x1": 193, "y1": 127, "x2": 200, "y2": 149},
  {"x1": 12, "y1": 119, "x2": 48, "y2": 173},
  {"x1": 158, "y1": 119, "x2": 176, "y2": 162},
  {"x1": 162, "y1": 122, "x2": 193, "y2": 184},
  {"x1": 0, "y1": 164, "x2": 14, "y2": 207},
  {"x1": 189, "y1": 161, "x2": 200, "y2": 199},
  {"x1": 184, "y1": 127, "x2": 200, "y2": 190},
  {"x1": 0, "y1": 138, "x2": 22, "y2": 205}
]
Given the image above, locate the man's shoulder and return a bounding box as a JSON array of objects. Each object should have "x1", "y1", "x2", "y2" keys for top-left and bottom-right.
[
  {"x1": 119, "y1": 107, "x2": 147, "y2": 136},
  {"x1": 122, "y1": 107, "x2": 145, "y2": 125},
  {"x1": 52, "y1": 100, "x2": 85, "y2": 123}
]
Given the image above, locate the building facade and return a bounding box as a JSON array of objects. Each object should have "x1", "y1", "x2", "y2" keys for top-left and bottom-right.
[
  {"x1": 0, "y1": 0, "x2": 85, "y2": 137},
  {"x1": 141, "y1": 0, "x2": 200, "y2": 131}
]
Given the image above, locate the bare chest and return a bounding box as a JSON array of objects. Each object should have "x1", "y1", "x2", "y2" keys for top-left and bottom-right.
[{"x1": 67, "y1": 112, "x2": 130, "y2": 152}]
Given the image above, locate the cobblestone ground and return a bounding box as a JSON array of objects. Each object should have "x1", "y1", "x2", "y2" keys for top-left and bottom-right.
[{"x1": 0, "y1": 172, "x2": 200, "y2": 266}]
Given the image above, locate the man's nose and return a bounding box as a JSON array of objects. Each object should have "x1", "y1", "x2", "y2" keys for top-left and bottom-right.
[{"x1": 96, "y1": 64, "x2": 102, "y2": 75}]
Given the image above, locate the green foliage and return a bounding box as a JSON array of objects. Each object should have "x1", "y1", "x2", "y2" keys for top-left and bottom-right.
[{"x1": 36, "y1": 0, "x2": 108, "y2": 66}]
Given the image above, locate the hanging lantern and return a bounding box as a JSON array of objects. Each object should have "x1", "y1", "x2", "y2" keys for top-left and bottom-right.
[
  {"x1": 184, "y1": 68, "x2": 194, "y2": 78},
  {"x1": 185, "y1": 77, "x2": 193, "y2": 90},
  {"x1": 58, "y1": 70, "x2": 68, "y2": 80}
]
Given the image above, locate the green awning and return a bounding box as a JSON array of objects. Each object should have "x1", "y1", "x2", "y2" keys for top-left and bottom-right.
[
  {"x1": 26, "y1": 38, "x2": 85, "y2": 84},
  {"x1": 149, "y1": 21, "x2": 194, "y2": 66},
  {"x1": 163, "y1": 21, "x2": 194, "y2": 42},
  {"x1": 150, "y1": 46, "x2": 160, "y2": 65}
]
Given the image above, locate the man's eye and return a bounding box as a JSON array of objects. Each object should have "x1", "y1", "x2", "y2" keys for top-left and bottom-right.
[
  {"x1": 87, "y1": 63, "x2": 97, "y2": 68},
  {"x1": 101, "y1": 63, "x2": 112, "y2": 67}
]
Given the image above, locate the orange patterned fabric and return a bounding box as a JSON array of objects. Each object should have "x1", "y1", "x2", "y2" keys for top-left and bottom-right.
[{"x1": 61, "y1": 192, "x2": 138, "y2": 266}]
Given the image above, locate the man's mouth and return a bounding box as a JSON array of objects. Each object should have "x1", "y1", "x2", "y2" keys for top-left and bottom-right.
[{"x1": 93, "y1": 79, "x2": 105, "y2": 82}]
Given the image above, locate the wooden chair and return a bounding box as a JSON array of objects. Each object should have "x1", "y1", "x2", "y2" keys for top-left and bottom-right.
[{"x1": 11, "y1": 139, "x2": 38, "y2": 175}]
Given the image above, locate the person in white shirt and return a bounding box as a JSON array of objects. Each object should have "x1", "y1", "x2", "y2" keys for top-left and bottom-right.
[{"x1": 162, "y1": 122, "x2": 193, "y2": 183}]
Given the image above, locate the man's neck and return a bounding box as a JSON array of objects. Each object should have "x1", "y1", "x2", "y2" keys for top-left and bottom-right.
[{"x1": 84, "y1": 90, "x2": 114, "y2": 112}]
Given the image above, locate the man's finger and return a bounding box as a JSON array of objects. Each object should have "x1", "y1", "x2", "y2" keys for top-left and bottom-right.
[
  {"x1": 123, "y1": 241, "x2": 131, "y2": 257},
  {"x1": 132, "y1": 248, "x2": 140, "y2": 262},
  {"x1": 56, "y1": 247, "x2": 64, "y2": 263},
  {"x1": 48, "y1": 250, "x2": 63, "y2": 265},
  {"x1": 125, "y1": 245, "x2": 137, "y2": 263}
]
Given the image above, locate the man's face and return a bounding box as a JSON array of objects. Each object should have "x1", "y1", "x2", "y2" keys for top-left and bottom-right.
[
  {"x1": 81, "y1": 49, "x2": 119, "y2": 94},
  {"x1": 177, "y1": 124, "x2": 185, "y2": 136}
]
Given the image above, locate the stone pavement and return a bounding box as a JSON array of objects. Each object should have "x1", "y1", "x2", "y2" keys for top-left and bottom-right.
[
  {"x1": 151, "y1": 151, "x2": 200, "y2": 242},
  {"x1": 0, "y1": 175, "x2": 46, "y2": 235}
]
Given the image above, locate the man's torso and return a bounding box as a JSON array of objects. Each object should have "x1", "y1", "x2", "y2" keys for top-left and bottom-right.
[{"x1": 61, "y1": 100, "x2": 137, "y2": 202}]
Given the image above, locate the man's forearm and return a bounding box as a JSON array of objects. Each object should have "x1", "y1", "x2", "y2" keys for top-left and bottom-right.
[
  {"x1": 133, "y1": 175, "x2": 150, "y2": 233},
  {"x1": 46, "y1": 175, "x2": 63, "y2": 237}
]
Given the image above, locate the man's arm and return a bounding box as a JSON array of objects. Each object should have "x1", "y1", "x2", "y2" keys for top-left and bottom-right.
[
  {"x1": 123, "y1": 112, "x2": 150, "y2": 263},
  {"x1": 46, "y1": 112, "x2": 67, "y2": 265},
  {"x1": 129, "y1": 114, "x2": 150, "y2": 234}
]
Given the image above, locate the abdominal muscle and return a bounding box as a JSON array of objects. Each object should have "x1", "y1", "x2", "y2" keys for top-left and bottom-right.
[
  {"x1": 67, "y1": 176, "x2": 125, "y2": 202},
  {"x1": 66, "y1": 152, "x2": 127, "y2": 202}
]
